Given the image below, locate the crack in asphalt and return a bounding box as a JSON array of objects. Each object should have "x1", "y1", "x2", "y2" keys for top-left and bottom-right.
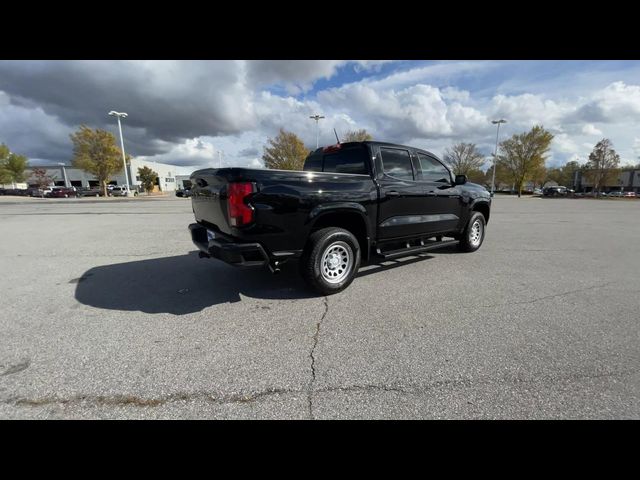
[
  {"x1": 307, "y1": 296, "x2": 329, "y2": 419},
  {"x1": 1, "y1": 359, "x2": 31, "y2": 376},
  {"x1": 478, "y1": 281, "x2": 617, "y2": 309},
  {"x1": 4, "y1": 368, "x2": 636, "y2": 412}
]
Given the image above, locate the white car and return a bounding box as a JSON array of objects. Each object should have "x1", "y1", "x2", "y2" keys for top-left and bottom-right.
[{"x1": 109, "y1": 186, "x2": 128, "y2": 197}]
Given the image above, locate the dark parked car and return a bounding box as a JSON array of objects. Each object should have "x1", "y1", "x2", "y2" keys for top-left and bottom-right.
[
  {"x1": 1, "y1": 188, "x2": 28, "y2": 196},
  {"x1": 78, "y1": 187, "x2": 104, "y2": 197},
  {"x1": 49, "y1": 187, "x2": 79, "y2": 198},
  {"x1": 188, "y1": 141, "x2": 491, "y2": 294},
  {"x1": 543, "y1": 186, "x2": 573, "y2": 197},
  {"x1": 176, "y1": 188, "x2": 192, "y2": 198}
]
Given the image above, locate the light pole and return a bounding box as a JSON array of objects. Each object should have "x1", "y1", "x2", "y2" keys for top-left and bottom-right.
[
  {"x1": 309, "y1": 114, "x2": 325, "y2": 149},
  {"x1": 490, "y1": 119, "x2": 507, "y2": 195},
  {"x1": 108, "y1": 110, "x2": 131, "y2": 195},
  {"x1": 57, "y1": 162, "x2": 69, "y2": 188}
]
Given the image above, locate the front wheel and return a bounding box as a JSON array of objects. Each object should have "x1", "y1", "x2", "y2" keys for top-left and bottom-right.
[
  {"x1": 300, "y1": 227, "x2": 361, "y2": 295},
  {"x1": 457, "y1": 212, "x2": 486, "y2": 252}
]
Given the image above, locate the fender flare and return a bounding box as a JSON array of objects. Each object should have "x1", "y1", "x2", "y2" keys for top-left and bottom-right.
[
  {"x1": 468, "y1": 199, "x2": 491, "y2": 223},
  {"x1": 306, "y1": 203, "x2": 372, "y2": 258}
]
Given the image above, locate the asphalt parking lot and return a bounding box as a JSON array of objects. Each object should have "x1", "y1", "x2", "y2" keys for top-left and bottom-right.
[{"x1": 0, "y1": 195, "x2": 638, "y2": 419}]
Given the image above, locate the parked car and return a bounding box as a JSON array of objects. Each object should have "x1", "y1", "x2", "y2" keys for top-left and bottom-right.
[
  {"x1": 1, "y1": 188, "x2": 29, "y2": 196},
  {"x1": 27, "y1": 186, "x2": 55, "y2": 197},
  {"x1": 176, "y1": 188, "x2": 192, "y2": 198},
  {"x1": 543, "y1": 186, "x2": 571, "y2": 197},
  {"x1": 188, "y1": 140, "x2": 492, "y2": 294},
  {"x1": 109, "y1": 186, "x2": 128, "y2": 197},
  {"x1": 623, "y1": 191, "x2": 637, "y2": 198},
  {"x1": 78, "y1": 187, "x2": 104, "y2": 197},
  {"x1": 49, "y1": 187, "x2": 79, "y2": 198},
  {"x1": 608, "y1": 191, "x2": 624, "y2": 197},
  {"x1": 533, "y1": 188, "x2": 543, "y2": 195},
  {"x1": 27, "y1": 187, "x2": 44, "y2": 197}
]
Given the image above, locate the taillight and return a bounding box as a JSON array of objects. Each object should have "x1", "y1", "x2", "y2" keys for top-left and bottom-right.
[{"x1": 227, "y1": 182, "x2": 255, "y2": 227}]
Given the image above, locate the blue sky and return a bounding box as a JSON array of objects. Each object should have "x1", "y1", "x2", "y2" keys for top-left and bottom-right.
[{"x1": 1, "y1": 60, "x2": 639, "y2": 172}]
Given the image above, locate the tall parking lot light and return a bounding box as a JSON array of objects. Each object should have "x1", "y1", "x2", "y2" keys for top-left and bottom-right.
[
  {"x1": 108, "y1": 111, "x2": 131, "y2": 195},
  {"x1": 309, "y1": 114, "x2": 325, "y2": 149},
  {"x1": 491, "y1": 119, "x2": 507, "y2": 195}
]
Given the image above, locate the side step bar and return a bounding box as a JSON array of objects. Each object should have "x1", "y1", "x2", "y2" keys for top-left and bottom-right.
[{"x1": 375, "y1": 239, "x2": 459, "y2": 260}]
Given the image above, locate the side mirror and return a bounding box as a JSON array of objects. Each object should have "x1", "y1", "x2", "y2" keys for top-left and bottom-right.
[{"x1": 454, "y1": 174, "x2": 467, "y2": 185}]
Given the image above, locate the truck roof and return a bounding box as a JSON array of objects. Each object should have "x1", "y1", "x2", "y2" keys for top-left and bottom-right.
[{"x1": 311, "y1": 141, "x2": 441, "y2": 159}]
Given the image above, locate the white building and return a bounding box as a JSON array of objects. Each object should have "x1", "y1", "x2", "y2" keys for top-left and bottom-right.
[{"x1": 26, "y1": 159, "x2": 196, "y2": 192}]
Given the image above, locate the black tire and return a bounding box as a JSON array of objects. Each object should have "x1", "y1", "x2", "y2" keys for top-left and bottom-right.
[
  {"x1": 457, "y1": 211, "x2": 486, "y2": 252},
  {"x1": 300, "y1": 227, "x2": 361, "y2": 295}
]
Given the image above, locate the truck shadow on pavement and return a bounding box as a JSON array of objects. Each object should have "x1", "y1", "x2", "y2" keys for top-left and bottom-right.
[
  {"x1": 74, "y1": 251, "x2": 316, "y2": 315},
  {"x1": 75, "y1": 247, "x2": 461, "y2": 315}
]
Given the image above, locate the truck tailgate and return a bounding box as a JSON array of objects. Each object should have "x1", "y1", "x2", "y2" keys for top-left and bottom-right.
[{"x1": 190, "y1": 170, "x2": 229, "y2": 232}]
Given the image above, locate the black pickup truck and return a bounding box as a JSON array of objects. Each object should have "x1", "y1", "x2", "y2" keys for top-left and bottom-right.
[{"x1": 188, "y1": 141, "x2": 491, "y2": 294}]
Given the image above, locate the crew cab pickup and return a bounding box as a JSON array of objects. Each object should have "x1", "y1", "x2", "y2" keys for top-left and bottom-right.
[{"x1": 188, "y1": 141, "x2": 491, "y2": 294}]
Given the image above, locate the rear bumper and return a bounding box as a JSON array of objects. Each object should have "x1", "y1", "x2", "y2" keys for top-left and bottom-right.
[{"x1": 188, "y1": 223, "x2": 269, "y2": 267}]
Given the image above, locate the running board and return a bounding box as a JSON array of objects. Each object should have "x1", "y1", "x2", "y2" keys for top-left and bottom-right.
[{"x1": 375, "y1": 239, "x2": 459, "y2": 259}]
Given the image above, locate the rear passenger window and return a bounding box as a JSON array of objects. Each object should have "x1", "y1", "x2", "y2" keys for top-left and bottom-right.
[
  {"x1": 380, "y1": 148, "x2": 414, "y2": 180},
  {"x1": 322, "y1": 148, "x2": 368, "y2": 174},
  {"x1": 303, "y1": 153, "x2": 322, "y2": 172},
  {"x1": 303, "y1": 147, "x2": 368, "y2": 174},
  {"x1": 418, "y1": 154, "x2": 451, "y2": 183}
]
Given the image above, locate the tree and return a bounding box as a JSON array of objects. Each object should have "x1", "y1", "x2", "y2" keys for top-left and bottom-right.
[
  {"x1": 560, "y1": 160, "x2": 582, "y2": 188},
  {"x1": 497, "y1": 125, "x2": 554, "y2": 197},
  {"x1": 0, "y1": 144, "x2": 9, "y2": 184},
  {"x1": 584, "y1": 139, "x2": 620, "y2": 193},
  {"x1": 466, "y1": 168, "x2": 486, "y2": 185},
  {"x1": 343, "y1": 129, "x2": 373, "y2": 142},
  {"x1": 532, "y1": 165, "x2": 550, "y2": 188},
  {"x1": 32, "y1": 168, "x2": 56, "y2": 189},
  {"x1": 262, "y1": 129, "x2": 310, "y2": 171},
  {"x1": 537, "y1": 160, "x2": 583, "y2": 188},
  {"x1": 0, "y1": 143, "x2": 29, "y2": 187},
  {"x1": 484, "y1": 161, "x2": 513, "y2": 191},
  {"x1": 443, "y1": 142, "x2": 486, "y2": 176},
  {"x1": 138, "y1": 166, "x2": 157, "y2": 195},
  {"x1": 70, "y1": 125, "x2": 123, "y2": 197},
  {"x1": 0, "y1": 168, "x2": 10, "y2": 185}
]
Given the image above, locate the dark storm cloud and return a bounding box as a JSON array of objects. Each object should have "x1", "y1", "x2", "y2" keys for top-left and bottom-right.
[
  {"x1": 0, "y1": 61, "x2": 255, "y2": 151},
  {"x1": 0, "y1": 60, "x2": 357, "y2": 163}
]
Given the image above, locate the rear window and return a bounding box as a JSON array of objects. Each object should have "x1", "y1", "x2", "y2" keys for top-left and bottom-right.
[{"x1": 303, "y1": 146, "x2": 368, "y2": 175}]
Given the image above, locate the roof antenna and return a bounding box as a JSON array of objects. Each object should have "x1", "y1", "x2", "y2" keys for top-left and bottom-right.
[{"x1": 333, "y1": 128, "x2": 341, "y2": 144}]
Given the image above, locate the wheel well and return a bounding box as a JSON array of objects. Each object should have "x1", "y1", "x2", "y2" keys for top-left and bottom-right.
[
  {"x1": 473, "y1": 202, "x2": 490, "y2": 223},
  {"x1": 309, "y1": 211, "x2": 369, "y2": 259}
]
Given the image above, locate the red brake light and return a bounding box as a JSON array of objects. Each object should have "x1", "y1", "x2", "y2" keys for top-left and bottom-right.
[{"x1": 227, "y1": 182, "x2": 254, "y2": 227}]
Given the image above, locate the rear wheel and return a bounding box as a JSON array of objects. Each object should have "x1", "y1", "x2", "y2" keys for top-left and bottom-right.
[
  {"x1": 300, "y1": 227, "x2": 361, "y2": 295},
  {"x1": 457, "y1": 212, "x2": 486, "y2": 252}
]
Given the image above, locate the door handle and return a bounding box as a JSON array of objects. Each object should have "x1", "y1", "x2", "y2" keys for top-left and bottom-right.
[{"x1": 387, "y1": 191, "x2": 400, "y2": 197}]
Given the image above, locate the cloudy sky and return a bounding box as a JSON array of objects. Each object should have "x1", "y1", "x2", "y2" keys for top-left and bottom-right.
[{"x1": 1, "y1": 60, "x2": 640, "y2": 173}]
